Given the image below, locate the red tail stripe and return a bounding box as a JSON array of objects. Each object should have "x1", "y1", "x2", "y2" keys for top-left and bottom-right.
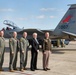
[{"x1": 62, "y1": 15, "x2": 72, "y2": 23}]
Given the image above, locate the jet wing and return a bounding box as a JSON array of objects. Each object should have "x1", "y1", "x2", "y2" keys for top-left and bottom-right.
[
  {"x1": 41, "y1": 29, "x2": 54, "y2": 36},
  {"x1": 62, "y1": 31, "x2": 76, "y2": 37},
  {"x1": 18, "y1": 28, "x2": 44, "y2": 35},
  {"x1": 42, "y1": 29, "x2": 54, "y2": 33}
]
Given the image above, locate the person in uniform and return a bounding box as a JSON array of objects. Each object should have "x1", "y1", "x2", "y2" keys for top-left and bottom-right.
[
  {"x1": 9, "y1": 32, "x2": 18, "y2": 72},
  {"x1": 43, "y1": 32, "x2": 51, "y2": 71},
  {"x1": 20, "y1": 32, "x2": 29, "y2": 72},
  {"x1": 0, "y1": 31, "x2": 5, "y2": 72},
  {"x1": 30, "y1": 33, "x2": 39, "y2": 71}
]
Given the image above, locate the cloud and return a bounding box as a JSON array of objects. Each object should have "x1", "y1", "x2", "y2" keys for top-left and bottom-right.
[
  {"x1": 16, "y1": 17, "x2": 28, "y2": 20},
  {"x1": 3, "y1": 16, "x2": 28, "y2": 21},
  {"x1": 40, "y1": 8, "x2": 64, "y2": 13},
  {"x1": 56, "y1": 9, "x2": 64, "y2": 12},
  {"x1": 3, "y1": 16, "x2": 13, "y2": 20},
  {"x1": 36, "y1": 15, "x2": 45, "y2": 19},
  {"x1": 50, "y1": 16, "x2": 56, "y2": 19},
  {"x1": 40, "y1": 8, "x2": 56, "y2": 11},
  {"x1": 31, "y1": 22, "x2": 43, "y2": 25},
  {"x1": 0, "y1": 8, "x2": 14, "y2": 12}
]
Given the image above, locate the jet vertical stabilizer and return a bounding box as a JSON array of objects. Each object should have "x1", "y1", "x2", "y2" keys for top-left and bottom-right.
[{"x1": 53, "y1": 4, "x2": 76, "y2": 37}]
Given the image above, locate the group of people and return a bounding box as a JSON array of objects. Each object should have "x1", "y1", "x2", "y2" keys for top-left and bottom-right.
[{"x1": 0, "y1": 30, "x2": 52, "y2": 73}]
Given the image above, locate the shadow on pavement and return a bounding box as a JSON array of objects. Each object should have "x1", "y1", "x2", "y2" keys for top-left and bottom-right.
[
  {"x1": 5, "y1": 47, "x2": 10, "y2": 52},
  {"x1": 52, "y1": 50, "x2": 65, "y2": 54}
]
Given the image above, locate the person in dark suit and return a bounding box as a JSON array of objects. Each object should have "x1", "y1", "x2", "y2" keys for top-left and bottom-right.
[{"x1": 30, "y1": 33, "x2": 39, "y2": 71}]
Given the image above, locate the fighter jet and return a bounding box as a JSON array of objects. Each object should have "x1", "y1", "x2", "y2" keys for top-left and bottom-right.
[
  {"x1": 2, "y1": 20, "x2": 44, "y2": 39},
  {"x1": 42, "y1": 4, "x2": 76, "y2": 39},
  {"x1": 2, "y1": 4, "x2": 76, "y2": 40},
  {"x1": 2, "y1": 20, "x2": 23, "y2": 38},
  {"x1": 52, "y1": 4, "x2": 76, "y2": 39}
]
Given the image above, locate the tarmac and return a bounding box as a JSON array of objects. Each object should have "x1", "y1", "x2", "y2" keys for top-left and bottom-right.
[{"x1": 0, "y1": 40, "x2": 76, "y2": 75}]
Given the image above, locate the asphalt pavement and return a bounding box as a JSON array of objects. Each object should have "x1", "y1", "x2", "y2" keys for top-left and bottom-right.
[{"x1": 0, "y1": 40, "x2": 76, "y2": 75}]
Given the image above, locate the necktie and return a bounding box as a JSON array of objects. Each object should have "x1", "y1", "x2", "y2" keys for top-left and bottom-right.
[{"x1": 35, "y1": 39, "x2": 39, "y2": 44}]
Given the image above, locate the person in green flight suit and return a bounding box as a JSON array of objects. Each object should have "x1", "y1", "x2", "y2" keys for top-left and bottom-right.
[
  {"x1": 0, "y1": 31, "x2": 5, "y2": 72},
  {"x1": 20, "y1": 32, "x2": 29, "y2": 72},
  {"x1": 9, "y1": 32, "x2": 19, "y2": 72}
]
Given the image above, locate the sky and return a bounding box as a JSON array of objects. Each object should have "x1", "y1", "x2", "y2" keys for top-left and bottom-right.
[{"x1": 0, "y1": 0, "x2": 76, "y2": 30}]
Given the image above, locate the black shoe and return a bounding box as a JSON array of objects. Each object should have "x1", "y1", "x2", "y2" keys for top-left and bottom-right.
[
  {"x1": 43, "y1": 68, "x2": 47, "y2": 71},
  {"x1": 14, "y1": 68, "x2": 18, "y2": 70},
  {"x1": 31, "y1": 69, "x2": 35, "y2": 71},
  {"x1": 46, "y1": 68, "x2": 50, "y2": 70},
  {"x1": 34, "y1": 68, "x2": 38, "y2": 70},
  {"x1": 0, "y1": 68, "x2": 4, "y2": 71},
  {"x1": 24, "y1": 68, "x2": 27, "y2": 70}
]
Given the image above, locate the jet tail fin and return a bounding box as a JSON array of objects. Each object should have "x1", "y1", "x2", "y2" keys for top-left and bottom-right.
[{"x1": 53, "y1": 4, "x2": 76, "y2": 37}]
